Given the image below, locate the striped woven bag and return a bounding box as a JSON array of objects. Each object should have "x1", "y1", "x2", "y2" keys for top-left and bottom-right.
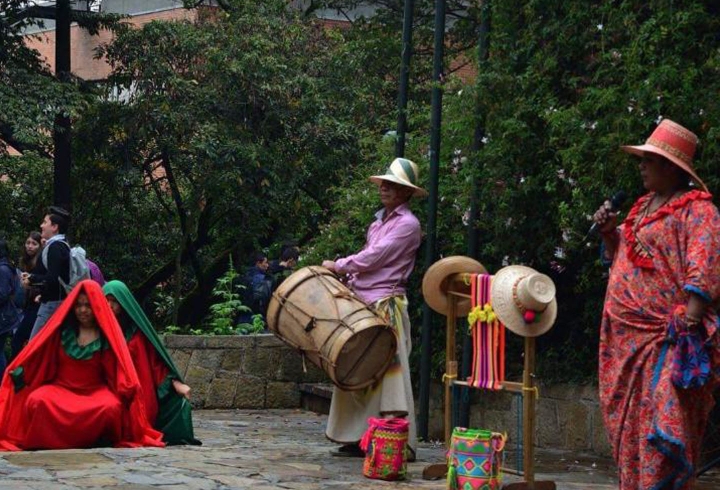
[
  {"x1": 359, "y1": 417, "x2": 409, "y2": 481},
  {"x1": 446, "y1": 427, "x2": 506, "y2": 490}
]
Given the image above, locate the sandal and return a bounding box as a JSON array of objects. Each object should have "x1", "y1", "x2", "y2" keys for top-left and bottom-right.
[{"x1": 330, "y1": 443, "x2": 365, "y2": 458}]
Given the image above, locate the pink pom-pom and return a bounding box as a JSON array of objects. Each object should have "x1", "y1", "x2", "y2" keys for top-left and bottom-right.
[{"x1": 523, "y1": 310, "x2": 536, "y2": 323}]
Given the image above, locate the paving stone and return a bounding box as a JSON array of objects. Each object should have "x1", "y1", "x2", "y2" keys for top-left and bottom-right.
[
  {"x1": 60, "y1": 475, "x2": 119, "y2": 487},
  {"x1": 3, "y1": 451, "x2": 112, "y2": 469}
]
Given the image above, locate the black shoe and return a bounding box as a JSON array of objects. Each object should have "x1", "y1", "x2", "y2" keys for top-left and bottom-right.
[{"x1": 330, "y1": 443, "x2": 364, "y2": 457}]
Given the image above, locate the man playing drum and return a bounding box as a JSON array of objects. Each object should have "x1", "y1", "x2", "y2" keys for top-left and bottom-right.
[{"x1": 322, "y1": 157, "x2": 426, "y2": 461}]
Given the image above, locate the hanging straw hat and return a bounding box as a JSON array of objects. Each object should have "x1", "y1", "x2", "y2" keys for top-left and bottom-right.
[
  {"x1": 490, "y1": 265, "x2": 557, "y2": 337},
  {"x1": 369, "y1": 158, "x2": 428, "y2": 197},
  {"x1": 621, "y1": 119, "x2": 707, "y2": 192},
  {"x1": 422, "y1": 256, "x2": 487, "y2": 316}
]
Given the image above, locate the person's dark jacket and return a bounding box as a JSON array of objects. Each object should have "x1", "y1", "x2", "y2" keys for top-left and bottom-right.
[
  {"x1": 0, "y1": 259, "x2": 20, "y2": 335},
  {"x1": 267, "y1": 260, "x2": 293, "y2": 291},
  {"x1": 29, "y1": 240, "x2": 70, "y2": 302},
  {"x1": 19, "y1": 260, "x2": 42, "y2": 311},
  {"x1": 242, "y1": 266, "x2": 273, "y2": 317}
]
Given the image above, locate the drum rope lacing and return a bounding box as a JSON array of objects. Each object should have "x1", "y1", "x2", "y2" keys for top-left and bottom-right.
[{"x1": 270, "y1": 267, "x2": 395, "y2": 386}]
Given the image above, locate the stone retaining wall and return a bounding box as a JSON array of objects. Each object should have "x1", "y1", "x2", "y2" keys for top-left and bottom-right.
[
  {"x1": 426, "y1": 381, "x2": 612, "y2": 458},
  {"x1": 166, "y1": 334, "x2": 611, "y2": 457},
  {"x1": 164, "y1": 334, "x2": 328, "y2": 410}
]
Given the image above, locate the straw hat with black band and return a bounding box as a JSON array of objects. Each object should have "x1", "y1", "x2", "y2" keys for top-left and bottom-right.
[
  {"x1": 369, "y1": 158, "x2": 428, "y2": 197},
  {"x1": 490, "y1": 265, "x2": 557, "y2": 338},
  {"x1": 621, "y1": 119, "x2": 707, "y2": 192}
]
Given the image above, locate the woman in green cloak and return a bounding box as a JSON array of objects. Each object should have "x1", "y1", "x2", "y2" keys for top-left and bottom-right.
[{"x1": 103, "y1": 280, "x2": 200, "y2": 445}]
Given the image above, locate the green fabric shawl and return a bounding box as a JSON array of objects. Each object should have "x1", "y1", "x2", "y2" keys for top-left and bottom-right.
[{"x1": 103, "y1": 280, "x2": 200, "y2": 446}]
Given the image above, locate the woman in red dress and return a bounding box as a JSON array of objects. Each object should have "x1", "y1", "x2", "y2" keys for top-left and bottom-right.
[
  {"x1": 0, "y1": 280, "x2": 164, "y2": 450},
  {"x1": 593, "y1": 119, "x2": 720, "y2": 489}
]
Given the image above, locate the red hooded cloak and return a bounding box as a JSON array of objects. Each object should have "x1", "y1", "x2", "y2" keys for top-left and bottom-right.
[{"x1": 0, "y1": 280, "x2": 164, "y2": 450}]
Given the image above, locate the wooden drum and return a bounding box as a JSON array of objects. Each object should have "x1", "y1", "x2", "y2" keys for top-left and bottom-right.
[{"x1": 266, "y1": 266, "x2": 398, "y2": 391}]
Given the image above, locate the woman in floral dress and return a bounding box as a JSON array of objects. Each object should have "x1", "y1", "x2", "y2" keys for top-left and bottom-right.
[{"x1": 593, "y1": 119, "x2": 720, "y2": 489}]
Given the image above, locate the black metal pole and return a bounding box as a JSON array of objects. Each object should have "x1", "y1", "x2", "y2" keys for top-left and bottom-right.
[
  {"x1": 53, "y1": 0, "x2": 72, "y2": 210},
  {"x1": 417, "y1": 0, "x2": 446, "y2": 441},
  {"x1": 395, "y1": 0, "x2": 414, "y2": 158},
  {"x1": 458, "y1": 0, "x2": 491, "y2": 429}
]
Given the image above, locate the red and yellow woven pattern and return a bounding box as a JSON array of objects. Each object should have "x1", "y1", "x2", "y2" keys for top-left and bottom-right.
[{"x1": 359, "y1": 417, "x2": 409, "y2": 481}]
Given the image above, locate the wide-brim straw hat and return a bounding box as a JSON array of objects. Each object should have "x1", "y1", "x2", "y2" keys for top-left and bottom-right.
[
  {"x1": 422, "y1": 256, "x2": 487, "y2": 316},
  {"x1": 490, "y1": 265, "x2": 557, "y2": 338},
  {"x1": 369, "y1": 158, "x2": 428, "y2": 197},
  {"x1": 621, "y1": 119, "x2": 708, "y2": 192}
]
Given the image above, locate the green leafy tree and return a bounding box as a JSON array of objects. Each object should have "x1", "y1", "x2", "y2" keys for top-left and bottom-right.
[
  {"x1": 304, "y1": 1, "x2": 720, "y2": 381},
  {"x1": 73, "y1": 0, "x2": 392, "y2": 327}
]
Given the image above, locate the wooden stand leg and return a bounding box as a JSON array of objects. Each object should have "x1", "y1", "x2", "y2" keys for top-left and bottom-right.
[
  {"x1": 444, "y1": 293, "x2": 457, "y2": 445},
  {"x1": 422, "y1": 290, "x2": 458, "y2": 481},
  {"x1": 502, "y1": 337, "x2": 555, "y2": 490}
]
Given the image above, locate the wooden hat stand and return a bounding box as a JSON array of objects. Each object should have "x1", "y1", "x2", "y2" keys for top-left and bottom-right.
[{"x1": 421, "y1": 256, "x2": 557, "y2": 490}]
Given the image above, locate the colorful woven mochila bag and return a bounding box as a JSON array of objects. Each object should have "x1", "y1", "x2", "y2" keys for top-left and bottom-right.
[
  {"x1": 446, "y1": 427, "x2": 506, "y2": 490},
  {"x1": 359, "y1": 417, "x2": 409, "y2": 481}
]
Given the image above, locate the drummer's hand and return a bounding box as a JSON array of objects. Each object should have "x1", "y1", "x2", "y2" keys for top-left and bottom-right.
[{"x1": 322, "y1": 260, "x2": 337, "y2": 272}]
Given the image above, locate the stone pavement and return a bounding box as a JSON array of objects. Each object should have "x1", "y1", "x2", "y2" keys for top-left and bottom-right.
[{"x1": 0, "y1": 409, "x2": 717, "y2": 489}]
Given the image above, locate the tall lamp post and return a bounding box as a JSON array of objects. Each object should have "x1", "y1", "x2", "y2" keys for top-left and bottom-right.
[
  {"x1": 458, "y1": 0, "x2": 491, "y2": 428},
  {"x1": 417, "y1": 0, "x2": 446, "y2": 441},
  {"x1": 395, "y1": 0, "x2": 414, "y2": 158},
  {"x1": 53, "y1": 0, "x2": 72, "y2": 210}
]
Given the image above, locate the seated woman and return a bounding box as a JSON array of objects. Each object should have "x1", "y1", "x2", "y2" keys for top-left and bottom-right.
[
  {"x1": 103, "y1": 280, "x2": 200, "y2": 445},
  {"x1": 0, "y1": 280, "x2": 164, "y2": 450}
]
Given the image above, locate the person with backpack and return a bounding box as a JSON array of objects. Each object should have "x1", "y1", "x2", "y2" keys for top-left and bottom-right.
[
  {"x1": 23, "y1": 207, "x2": 72, "y2": 339},
  {"x1": 0, "y1": 240, "x2": 23, "y2": 375}
]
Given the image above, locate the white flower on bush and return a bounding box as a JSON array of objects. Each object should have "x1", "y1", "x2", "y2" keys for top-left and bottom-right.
[
  {"x1": 655, "y1": 115, "x2": 663, "y2": 124},
  {"x1": 462, "y1": 209, "x2": 470, "y2": 226},
  {"x1": 596, "y1": 23, "x2": 603, "y2": 30},
  {"x1": 502, "y1": 255, "x2": 510, "y2": 267}
]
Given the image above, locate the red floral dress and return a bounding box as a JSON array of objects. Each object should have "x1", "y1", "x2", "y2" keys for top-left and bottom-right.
[{"x1": 599, "y1": 190, "x2": 720, "y2": 489}]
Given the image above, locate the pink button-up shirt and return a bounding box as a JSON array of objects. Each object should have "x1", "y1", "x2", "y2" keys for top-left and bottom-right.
[{"x1": 335, "y1": 203, "x2": 421, "y2": 304}]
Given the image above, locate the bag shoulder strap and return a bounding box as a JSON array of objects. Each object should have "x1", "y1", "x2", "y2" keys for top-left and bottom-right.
[{"x1": 41, "y1": 239, "x2": 69, "y2": 269}]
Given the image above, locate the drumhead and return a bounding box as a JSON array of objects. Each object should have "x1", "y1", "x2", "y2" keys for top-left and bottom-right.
[{"x1": 334, "y1": 327, "x2": 397, "y2": 389}]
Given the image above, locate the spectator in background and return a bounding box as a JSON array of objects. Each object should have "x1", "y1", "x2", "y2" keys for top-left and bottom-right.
[
  {"x1": 86, "y1": 259, "x2": 106, "y2": 286},
  {"x1": 23, "y1": 206, "x2": 71, "y2": 339},
  {"x1": 268, "y1": 244, "x2": 299, "y2": 290},
  {"x1": 12, "y1": 232, "x2": 42, "y2": 359},
  {"x1": 237, "y1": 252, "x2": 273, "y2": 325},
  {"x1": 0, "y1": 240, "x2": 22, "y2": 376}
]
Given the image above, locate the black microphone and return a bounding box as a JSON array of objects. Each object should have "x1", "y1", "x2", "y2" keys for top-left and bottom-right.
[{"x1": 587, "y1": 191, "x2": 628, "y2": 238}]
